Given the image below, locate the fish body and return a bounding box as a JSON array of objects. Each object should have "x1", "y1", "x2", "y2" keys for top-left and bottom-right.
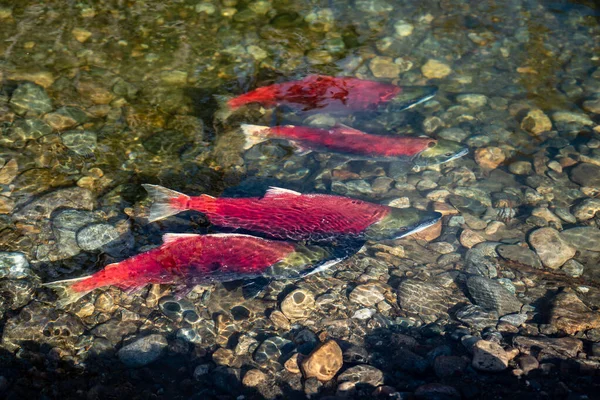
[
  {"x1": 45, "y1": 233, "x2": 347, "y2": 306},
  {"x1": 143, "y1": 185, "x2": 441, "y2": 242},
  {"x1": 241, "y1": 124, "x2": 468, "y2": 166},
  {"x1": 226, "y1": 75, "x2": 437, "y2": 113}
]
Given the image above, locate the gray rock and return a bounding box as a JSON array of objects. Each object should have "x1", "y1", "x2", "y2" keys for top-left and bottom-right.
[
  {"x1": 512, "y1": 336, "x2": 582, "y2": 360},
  {"x1": 349, "y1": 283, "x2": 385, "y2": 307},
  {"x1": 552, "y1": 111, "x2": 593, "y2": 126},
  {"x1": 433, "y1": 355, "x2": 468, "y2": 378},
  {"x1": 61, "y1": 130, "x2": 97, "y2": 156},
  {"x1": 337, "y1": 365, "x2": 384, "y2": 386},
  {"x1": 6, "y1": 118, "x2": 52, "y2": 143},
  {"x1": 76, "y1": 223, "x2": 121, "y2": 251},
  {"x1": 528, "y1": 227, "x2": 576, "y2": 269},
  {"x1": 561, "y1": 259, "x2": 584, "y2": 278},
  {"x1": 570, "y1": 163, "x2": 600, "y2": 188},
  {"x1": 464, "y1": 248, "x2": 498, "y2": 278},
  {"x1": 496, "y1": 245, "x2": 542, "y2": 268},
  {"x1": 466, "y1": 276, "x2": 522, "y2": 316},
  {"x1": 253, "y1": 336, "x2": 293, "y2": 364},
  {"x1": 0, "y1": 252, "x2": 32, "y2": 279},
  {"x1": 573, "y1": 198, "x2": 600, "y2": 221},
  {"x1": 499, "y1": 313, "x2": 528, "y2": 327},
  {"x1": 456, "y1": 304, "x2": 499, "y2": 330},
  {"x1": 9, "y1": 82, "x2": 52, "y2": 116},
  {"x1": 117, "y1": 334, "x2": 168, "y2": 367},
  {"x1": 456, "y1": 94, "x2": 488, "y2": 108},
  {"x1": 414, "y1": 383, "x2": 461, "y2": 400},
  {"x1": 561, "y1": 227, "x2": 600, "y2": 252},
  {"x1": 13, "y1": 187, "x2": 95, "y2": 222}
]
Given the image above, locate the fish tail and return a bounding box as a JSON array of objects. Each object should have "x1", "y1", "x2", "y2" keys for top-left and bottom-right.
[
  {"x1": 240, "y1": 124, "x2": 271, "y2": 150},
  {"x1": 42, "y1": 276, "x2": 95, "y2": 308},
  {"x1": 142, "y1": 184, "x2": 190, "y2": 222}
]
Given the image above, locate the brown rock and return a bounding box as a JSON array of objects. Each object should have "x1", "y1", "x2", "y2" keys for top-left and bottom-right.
[
  {"x1": 528, "y1": 227, "x2": 576, "y2": 269},
  {"x1": 284, "y1": 353, "x2": 301, "y2": 374},
  {"x1": 412, "y1": 219, "x2": 442, "y2": 241},
  {"x1": 475, "y1": 147, "x2": 505, "y2": 169},
  {"x1": 301, "y1": 340, "x2": 343, "y2": 382},
  {"x1": 518, "y1": 354, "x2": 539, "y2": 375},
  {"x1": 513, "y1": 336, "x2": 582, "y2": 360},
  {"x1": 269, "y1": 310, "x2": 291, "y2": 330},
  {"x1": 459, "y1": 229, "x2": 486, "y2": 248},
  {"x1": 0, "y1": 159, "x2": 18, "y2": 185},
  {"x1": 212, "y1": 348, "x2": 236, "y2": 367},
  {"x1": 550, "y1": 289, "x2": 600, "y2": 335},
  {"x1": 280, "y1": 288, "x2": 315, "y2": 320},
  {"x1": 242, "y1": 369, "x2": 267, "y2": 387},
  {"x1": 521, "y1": 109, "x2": 552, "y2": 135},
  {"x1": 472, "y1": 340, "x2": 518, "y2": 372}
]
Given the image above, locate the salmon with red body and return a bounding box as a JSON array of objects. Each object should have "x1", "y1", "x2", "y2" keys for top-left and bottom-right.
[
  {"x1": 44, "y1": 233, "x2": 347, "y2": 307},
  {"x1": 240, "y1": 124, "x2": 469, "y2": 166},
  {"x1": 225, "y1": 74, "x2": 437, "y2": 113},
  {"x1": 143, "y1": 185, "x2": 441, "y2": 242}
]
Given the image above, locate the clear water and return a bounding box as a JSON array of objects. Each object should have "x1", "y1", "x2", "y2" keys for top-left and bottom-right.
[{"x1": 0, "y1": 0, "x2": 600, "y2": 398}]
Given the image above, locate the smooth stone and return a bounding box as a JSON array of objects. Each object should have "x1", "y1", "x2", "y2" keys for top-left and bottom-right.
[
  {"x1": 422, "y1": 59, "x2": 452, "y2": 79},
  {"x1": 583, "y1": 98, "x2": 600, "y2": 114},
  {"x1": 242, "y1": 369, "x2": 267, "y2": 387},
  {"x1": 437, "y1": 127, "x2": 469, "y2": 142},
  {"x1": 337, "y1": 364, "x2": 383, "y2": 387},
  {"x1": 552, "y1": 111, "x2": 593, "y2": 126},
  {"x1": 528, "y1": 227, "x2": 576, "y2": 269},
  {"x1": 349, "y1": 283, "x2": 386, "y2": 307},
  {"x1": 456, "y1": 304, "x2": 499, "y2": 330},
  {"x1": 433, "y1": 355, "x2": 468, "y2": 378},
  {"x1": 9, "y1": 82, "x2": 52, "y2": 116},
  {"x1": 253, "y1": 337, "x2": 293, "y2": 364},
  {"x1": 43, "y1": 106, "x2": 88, "y2": 131},
  {"x1": 570, "y1": 163, "x2": 600, "y2": 188},
  {"x1": 117, "y1": 334, "x2": 168, "y2": 367},
  {"x1": 456, "y1": 94, "x2": 488, "y2": 108},
  {"x1": 61, "y1": 130, "x2": 97, "y2": 156},
  {"x1": 512, "y1": 336, "x2": 582, "y2": 359},
  {"x1": 301, "y1": 340, "x2": 343, "y2": 382},
  {"x1": 369, "y1": 56, "x2": 401, "y2": 79},
  {"x1": 472, "y1": 340, "x2": 518, "y2": 372},
  {"x1": 561, "y1": 259, "x2": 584, "y2": 278},
  {"x1": 280, "y1": 289, "x2": 315, "y2": 320},
  {"x1": 521, "y1": 109, "x2": 552, "y2": 135},
  {"x1": 561, "y1": 227, "x2": 600, "y2": 251},
  {"x1": 509, "y1": 161, "x2": 533, "y2": 175},
  {"x1": 572, "y1": 198, "x2": 600, "y2": 221},
  {"x1": 496, "y1": 245, "x2": 542, "y2": 269},
  {"x1": 474, "y1": 147, "x2": 505, "y2": 169},
  {"x1": 76, "y1": 223, "x2": 121, "y2": 251}
]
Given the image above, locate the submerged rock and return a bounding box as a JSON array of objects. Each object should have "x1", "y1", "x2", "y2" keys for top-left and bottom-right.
[
  {"x1": 466, "y1": 276, "x2": 522, "y2": 316},
  {"x1": 549, "y1": 290, "x2": 600, "y2": 335},
  {"x1": 117, "y1": 334, "x2": 168, "y2": 367},
  {"x1": 9, "y1": 82, "x2": 52, "y2": 116},
  {"x1": 280, "y1": 288, "x2": 315, "y2": 320},
  {"x1": 472, "y1": 340, "x2": 518, "y2": 372},
  {"x1": 561, "y1": 227, "x2": 600, "y2": 251},
  {"x1": 528, "y1": 227, "x2": 575, "y2": 269},
  {"x1": 301, "y1": 340, "x2": 343, "y2": 382},
  {"x1": 570, "y1": 163, "x2": 600, "y2": 188}
]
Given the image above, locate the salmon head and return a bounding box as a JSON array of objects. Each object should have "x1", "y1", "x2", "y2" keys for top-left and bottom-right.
[
  {"x1": 412, "y1": 139, "x2": 469, "y2": 167},
  {"x1": 363, "y1": 207, "x2": 442, "y2": 241}
]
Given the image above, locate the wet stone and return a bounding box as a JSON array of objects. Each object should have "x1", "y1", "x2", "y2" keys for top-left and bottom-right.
[
  {"x1": 528, "y1": 227, "x2": 576, "y2": 269},
  {"x1": 301, "y1": 340, "x2": 343, "y2": 382},
  {"x1": 549, "y1": 290, "x2": 600, "y2": 335},
  {"x1": 0, "y1": 252, "x2": 31, "y2": 279},
  {"x1": 561, "y1": 227, "x2": 600, "y2": 252},
  {"x1": 434, "y1": 356, "x2": 468, "y2": 378},
  {"x1": 570, "y1": 163, "x2": 600, "y2": 188},
  {"x1": 475, "y1": 147, "x2": 505, "y2": 169},
  {"x1": 61, "y1": 130, "x2": 97, "y2": 156},
  {"x1": 438, "y1": 128, "x2": 469, "y2": 142},
  {"x1": 561, "y1": 259, "x2": 584, "y2": 278},
  {"x1": 242, "y1": 369, "x2": 267, "y2": 387},
  {"x1": 573, "y1": 198, "x2": 600, "y2": 221},
  {"x1": 512, "y1": 336, "x2": 582, "y2": 360},
  {"x1": 497, "y1": 245, "x2": 542, "y2": 269},
  {"x1": 213, "y1": 348, "x2": 237, "y2": 367},
  {"x1": 343, "y1": 346, "x2": 369, "y2": 364},
  {"x1": 269, "y1": 310, "x2": 291, "y2": 330},
  {"x1": 422, "y1": 59, "x2": 452, "y2": 79},
  {"x1": 457, "y1": 94, "x2": 488, "y2": 108},
  {"x1": 43, "y1": 106, "x2": 88, "y2": 131},
  {"x1": 253, "y1": 336, "x2": 293, "y2": 365},
  {"x1": 76, "y1": 223, "x2": 121, "y2": 251},
  {"x1": 117, "y1": 334, "x2": 168, "y2": 368},
  {"x1": 398, "y1": 279, "x2": 467, "y2": 322},
  {"x1": 456, "y1": 304, "x2": 499, "y2": 330},
  {"x1": 9, "y1": 82, "x2": 52, "y2": 116},
  {"x1": 521, "y1": 109, "x2": 552, "y2": 135},
  {"x1": 91, "y1": 319, "x2": 139, "y2": 344},
  {"x1": 235, "y1": 335, "x2": 259, "y2": 356},
  {"x1": 349, "y1": 283, "x2": 386, "y2": 307},
  {"x1": 466, "y1": 276, "x2": 522, "y2": 316},
  {"x1": 369, "y1": 57, "x2": 401, "y2": 79},
  {"x1": 280, "y1": 288, "x2": 315, "y2": 320},
  {"x1": 552, "y1": 111, "x2": 593, "y2": 126},
  {"x1": 464, "y1": 248, "x2": 498, "y2": 278},
  {"x1": 472, "y1": 340, "x2": 518, "y2": 372},
  {"x1": 414, "y1": 383, "x2": 461, "y2": 400},
  {"x1": 14, "y1": 187, "x2": 94, "y2": 222},
  {"x1": 337, "y1": 364, "x2": 384, "y2": 387}
]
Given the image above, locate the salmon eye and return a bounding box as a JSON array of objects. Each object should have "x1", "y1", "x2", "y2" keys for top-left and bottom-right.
[
  {"x1": 445, "y1": 152, "x2": 453, "y2": 156},
  {"x1": 427, "y1": 141, "x2": 436, "y2": 148}
]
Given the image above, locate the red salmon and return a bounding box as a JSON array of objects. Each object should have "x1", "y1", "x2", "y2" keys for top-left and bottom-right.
[
  {"x1": 143, "y1": 185, "x2": 441, "y2": 242},
  {"x1": 225, "y1": 74, "x2": 437, "y2": 113},
  {"x1": 44, "y1": 233, "x2": 345, "y2": 306}
]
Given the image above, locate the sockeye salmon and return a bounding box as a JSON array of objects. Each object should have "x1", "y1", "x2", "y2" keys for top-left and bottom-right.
[
  {"x1": 240, "y1": 124, "x2": 469, "y2": 167},
  {"x1": 44, "y1": 233, "x2": 349, "y2": 307},
  {"x1": 143, "y1": 185, "x2": 441, "y2": 242},
  {"x1": 224, "y1": 74, "x2": 437, "y2": 114}
]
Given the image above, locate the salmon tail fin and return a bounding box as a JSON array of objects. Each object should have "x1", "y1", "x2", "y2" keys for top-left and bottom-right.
[
  {"x1": 142, "y1": 184, "x2": 190, "y2": 222},
  {"x1": 42, "y1": 276, "x2": 94, "y2": 308},
  {"x1": 214, "y1": 94, "x2": 236, "y2": 121},
  {"x1": 240, "y1": 124, "x2": 271, "y2": 150}
]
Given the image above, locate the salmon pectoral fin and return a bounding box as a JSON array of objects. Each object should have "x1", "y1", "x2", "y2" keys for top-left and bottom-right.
[
  {"x1": 240, "y1": 124, "x2": 271, "y2": 150},
  {"x1": 142, "y1": 184, "x2": 190, "y2": 222},
  {"x1": 42, "y1": 276, "x2": 94, "y2": 308}
]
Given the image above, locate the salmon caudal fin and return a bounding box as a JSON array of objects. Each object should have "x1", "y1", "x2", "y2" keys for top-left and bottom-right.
[
  {"x1": 142, "y1": 184, "x2": 191, "y2": 222},
  {"x1": 240, "y1": 124, "x2": 271, "y2": 150},
  {"x1": 42, "y1": 276, "x2": 94, "y2": 308}
]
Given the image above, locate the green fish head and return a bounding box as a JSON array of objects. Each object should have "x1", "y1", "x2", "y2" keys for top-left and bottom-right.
[
  {"x1": 413, "y1": 139, "x2": 468, "y2": 167},
  {"x1": 364, "y1": 207, "x2": 442, "y2": 241}
]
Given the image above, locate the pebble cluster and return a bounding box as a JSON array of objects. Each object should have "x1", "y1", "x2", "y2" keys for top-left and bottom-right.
[{"x1": 0, "y1": 0, "x2": 600, "y2": 399}]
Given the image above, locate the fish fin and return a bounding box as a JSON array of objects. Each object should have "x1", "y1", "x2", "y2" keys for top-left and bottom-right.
[
  {"x1": 333, "y1": 123, "x2": 366, "y2": 135},
  {"x1": 242, "y1": 277, "x2": 271, "y2": 299},
  {"x1": 42, "y1": 276, "x2": 94, "y2": 308},
  {"x1": 264, "y1": 186, "x2": 301, "y2": 197},
  {"x1": 163, "y1": 233, "x2": 201, "y2": 244},
  {"x1": 289, "y1": 141, "x2": 312, "y2": 156},
  {"x1": 240, "y1": 124, "x2": 271, "y2": 150},
  {"x1": 142, "y1": 184, "x2": 191, "y2": 222}
]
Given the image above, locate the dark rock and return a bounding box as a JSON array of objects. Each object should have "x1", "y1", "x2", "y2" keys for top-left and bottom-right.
[
  {"x1": 464, "y1": 248, "x2": 499, "y2": 278},
  {"x1": 561, "y1": 227, "x2": 600, "y2": 252},
  {"x1": 570, "y1": 163, "x2": 600, "y2": 188},
  {"x1": 117, "y1": 334, "x2": 168, "y2": 367},
  {"x1": 496, "y1": 244, "x2": 542, "y2": 268},
  {"x1": 9, "y1": 82, "x2": 52, "y2": 116},
  {"x1": 549, "y1": 289, "x2": 600, "y2": 335},
  {"x1": 253, "y1": 336, "x2": 294, "y2": 365},
  {"x1": 414, "y1": 383, "x2": 461, "y2": 400},
  {"x1": 337, "y1": 365, "x2": 384, "y2": 386},
  {"x1": 456, "y1": 304, "x2": 499, "y2": 330},
  {"x1": 433, "y1": 356, "x2": 468, "y2": 378},
  {"x1": 513, "y1": 336, "x2": 582, "y2": 360},
  {"x1": 466, "y1": 275, "x2": 522, "y2": 316}
]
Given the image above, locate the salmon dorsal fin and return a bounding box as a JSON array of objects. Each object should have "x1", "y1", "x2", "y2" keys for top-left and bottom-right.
[
  {"x1": 333, "y1": 123, "x2": 367, "y2": 136},
  {"x1": 163, "y1": 233, "x2": 201, "y2": 244},
  {"x1": 264, "y1": 187, "x2": 301, "y2": 198}
]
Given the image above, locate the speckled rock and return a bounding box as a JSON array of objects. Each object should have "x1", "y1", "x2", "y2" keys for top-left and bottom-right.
[
  {"x1": 474, "y1": 147, "x2": 505, "y2": 169},
  {"x1": 0, "y1": 252, "x2": 32, "y2": 279},
  {"x1": 549, "y1": 290, "x2": 600, "y2": 335},
  {"x1": 301, "y1": 340, "x2": 343, "y2": 382},
  {"x1": 76, "y1": 223, "x2": 121, "y2": 251},
  {"x1": 117, "y1": 334, "x2": 168, "y2": 367},
  {"x1": 349, "y1": 283, "x2": 385, "y2": 307},
  {"x1": 337, "y1": 365, "x2": 383, "y2": 387},
  {"x1": 280, "y1": 289, "x2": 315, "y2": 320},
  {"x1": 9, "y1": 82, "x2": 52, "y2": 116},
  {"x1": 572, "y1": 198, "x2": 600, "y2": 221},
  {"x1": 472, "y1": 340, "x2": 518, "y2": 372},
  {"x1": 496, "y1": 245, "x2": 542, "y2": 269},
  {"x1": 242, "y1": 369, "x2": 267, "y2": 387},
  {"x1": 466, "y1": 276, "x2": 522, "y2": 316},
  {"x1": 528, "y1": 227, "x2": 576, "y2": 269}
]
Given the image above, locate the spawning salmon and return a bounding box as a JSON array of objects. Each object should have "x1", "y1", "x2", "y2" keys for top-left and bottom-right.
[
  {"x1": 44, "y1": 233, "x2": 349, "y2": 307},
  {"x1": 143, "y1": 185, "x2": 441, "y2": 242},
  {"x1": 225, "y1": 74, "x2": 437, "y2": 114},
  {"x1": 240, "y1": 124, "x2": 469, "y2": 167}
]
